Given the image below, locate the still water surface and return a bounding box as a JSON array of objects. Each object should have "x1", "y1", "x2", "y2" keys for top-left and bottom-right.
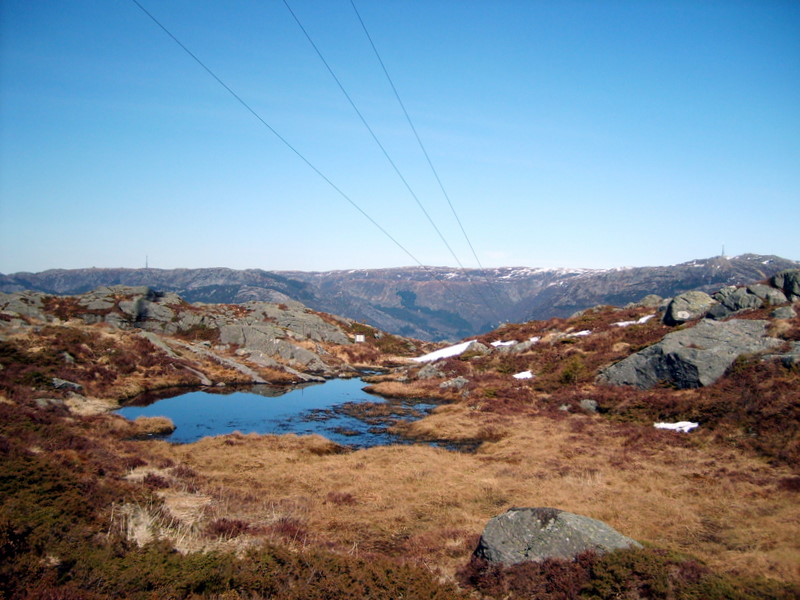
[{"x1": 117, "y1": 377, "x2": 438, "y2": 448}]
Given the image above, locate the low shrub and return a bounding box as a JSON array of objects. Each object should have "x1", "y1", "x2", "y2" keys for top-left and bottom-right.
[
  {"x1": 206, "y1": 518, "x2": 252, "y2": 538},
  {"x1": 458, "y1": 548, "x2": 800, "y2": 600},
  {"x1": 458, "y1": 553, "x2": 594, "y2": 600},
  {"x1": 142, "y1": 472, "x2": 170, "y2": 489}
]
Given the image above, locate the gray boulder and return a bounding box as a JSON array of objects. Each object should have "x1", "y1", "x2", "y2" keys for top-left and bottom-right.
[
  {"x1": 707, "y1": 286, "x2": 763, "y2": 319},
  {"x1": 771, "y1": 305, "x2": 797, "y2": 319},
  {"x1": 626, "y1": 294, "x2": 663, "y2": 309},
  {"x1": 495, "y1": 339, "x2": 539, "y2": 354},
  {"x1": 418, "y1": 363, "x2": 445, "y2": 379},
  {"x1": 440, "y1": 376, "x2": 469, "y2": 389},
  {"x1": 269, "y1": 339, "x2": 329, "y2": 372},
  {"x1": 772, "y1": 269, "x2": 800, "y2": 299},
  {"x1": 475, "y1": 507, "x2": 641, "y2": 565},
  {"x1": 663, "y1": 291, "x2": 716, "y2": 326},
  {"x1": 79, "y1": 296, "x2": 115, "y2": 311},
  {"x1": 747, "y1": 284, "x2": 788, "y2": 306},
  {"x1": 0, "y1": 291, "x2": 48, "y2": 321},
  {"x1": 464, "y1": 341, "x2": 491, "y2": 357},
  {"x1": 599, "y1": 319, "x2": 782, "y2": 389},
  {"x1": 51, "y1": 377, "x2": 83, "y2": 391},
  {"x1": 714, "y1": 285, "x2": 764, "y2": 310}
]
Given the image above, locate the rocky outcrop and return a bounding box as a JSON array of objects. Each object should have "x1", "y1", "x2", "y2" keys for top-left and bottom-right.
[
  {"x1": 747, "y1": 283, "x2": 789, "y2": 305},
  {"x1": 662, "y1": 291, "x2": 716, "y2": 326},
  {"x1": 626, "y1": 294, "x2": 664, "y2": 309},
  {"x1": 765, "y1": 341, "x2": 800, "y2": 369},
  {"x1": 494, "y1": 338, "x2": 539, "y2": 354},
  {"x1": 417, "y1": 363, "x2": 446, "y2": 379},
  {"x1": 661, "y1": 270, "x2": 797, "y2": 324},
  {"x1": 598, "y1": 319, "x2": 783, "y2": 389},
  {"x1": 772, "y1": 269, "x2": 800, "y2": 300},
  {"x1": 475, "y1": 507, "x2": 641, "y2": 565},
  {"x1": 3, "y1": 255, "x2": 797, "y2": 341},
  {"x1": 0, "y1": 286, "x2": 371, "y2": 383},
  {"x1": 439, "y1": 376, "x2": 469, "y2": 390},
  {"x1": 0, "y1": 291, "x2": 48, "y2": 323},
  {"x1": 707, "y1": 286, "x2": 764, "y2": 319},
  {"x1": 772, "y1": 305, "x2": 797, "y2": 320},
  {"x1": 243, "y1": 302, "x2": 352, "y2": 345}
]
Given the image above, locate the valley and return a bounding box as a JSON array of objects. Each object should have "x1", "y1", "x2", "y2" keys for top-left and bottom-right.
[{"x1": 3, "y1": 253, "x2": 798, "y2": 341}]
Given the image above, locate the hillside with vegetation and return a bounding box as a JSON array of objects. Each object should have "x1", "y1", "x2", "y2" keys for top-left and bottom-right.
[
  {"x1": 1, "y1": 273, "x2": 799, "y2": 599},
  {"x1": 3, "y1": 253, "x2": 798, "y2": 340}
]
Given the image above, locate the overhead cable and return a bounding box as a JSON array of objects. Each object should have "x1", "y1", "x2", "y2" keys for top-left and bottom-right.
[
  {"x1": 282, "y1": 0, "x2": 503, "y2": 326},
  {"x1": 349, "y1": 0, "x2": 506, "y2": 318},
  {"x1": 129, "y1": 0, "x2": 425, "y2": 269},
  {"x1": 130, "y1": 0, "x2": 500, "y2": 331},
  {"x1": 281, "y1": 0, "x2": 468, "y2": 272}
]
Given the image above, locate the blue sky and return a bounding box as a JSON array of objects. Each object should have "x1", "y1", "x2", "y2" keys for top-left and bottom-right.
[{"x1": 1, "y1": 0, "x2": 798, "y2": 274}]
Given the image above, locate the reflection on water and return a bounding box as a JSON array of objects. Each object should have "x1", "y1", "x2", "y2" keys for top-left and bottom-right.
[{"x1": 116, "y1": 378, "x2": 439, "y2": 448}]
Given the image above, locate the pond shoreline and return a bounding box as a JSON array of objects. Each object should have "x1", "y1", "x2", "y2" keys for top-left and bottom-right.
[{"x1": 114, "y1": 376, "x2": 457, "y2": 449}]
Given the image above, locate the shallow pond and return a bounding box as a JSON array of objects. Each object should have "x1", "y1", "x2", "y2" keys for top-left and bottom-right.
[{"x1": 116, "y1": 377, "x2": 439, "y2": 448}]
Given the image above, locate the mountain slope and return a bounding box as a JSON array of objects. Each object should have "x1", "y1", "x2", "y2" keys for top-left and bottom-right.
[{"x1": 2, "y1": 254, "x2": 797, "y2": 340}]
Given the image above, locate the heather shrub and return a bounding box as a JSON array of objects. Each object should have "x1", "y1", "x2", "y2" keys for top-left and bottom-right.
[
  {"x1": 142, "y1": 472, "x2": 170, "y2": 489},
  {"x1": 1, "y1": 404, "x2": 471, "y2": 600},
  {"x1": 583, "y1": 547, "x2": 799, "y2": 600},
  {"x1": 459, "y1": 548, "x2": 800, "y2": 600},
  {"x1": 458, "y1": 553, "x2": 594, "y2": 600},
  {"x1": 559, "y1": 354, "x2": 588, "y2": 384},
  {"x1": 207, "y1": 518, "x2": 252, "y2": 538}
]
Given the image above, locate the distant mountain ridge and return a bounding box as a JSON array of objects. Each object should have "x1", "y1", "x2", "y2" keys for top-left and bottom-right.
[{"x1": 2, "y1": 254, "x2": 798, "y2": 341}]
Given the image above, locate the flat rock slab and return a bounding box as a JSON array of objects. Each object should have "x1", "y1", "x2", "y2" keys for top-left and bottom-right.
[{"x1": 475, "y1": 507, "x2": 641, "y2": 565}]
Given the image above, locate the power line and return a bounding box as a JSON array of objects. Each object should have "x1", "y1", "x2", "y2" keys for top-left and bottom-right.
[
  {"x1": 130, "y1": 0, "x2": 502, "y2": 334},
  {"x1": 350, "y1": 0, "x2": 482, "y2": 271},
  {"x1": 128, "y1": 0, "x2": 424, "y2": 270},
  {"x1": 282, "y1": 0, "x2": 503, "y2": 327},
  {"x1": 349, "y1": 0, "x2": 506, "y2": 319},
  {"x1": 281, "y1": 0, "x2": 467, "y2": 272}
]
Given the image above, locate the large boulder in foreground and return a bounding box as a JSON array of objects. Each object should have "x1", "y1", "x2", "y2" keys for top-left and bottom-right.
[
  {"x1": 475, "y1": 507, "x2": 641, "y2": 565},
  {"x1": 598, "y1": 318, "x2": 782, "y2": 389}
]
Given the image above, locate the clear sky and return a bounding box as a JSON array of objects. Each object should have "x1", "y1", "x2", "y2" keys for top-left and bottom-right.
[{"x1": 1, "y1": 0, "x2": 798, "y2": 274}]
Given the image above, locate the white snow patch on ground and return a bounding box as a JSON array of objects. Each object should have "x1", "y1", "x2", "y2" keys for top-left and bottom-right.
[
  {"x1": 654, "y1": 421, "x2": 699, "y2": 433},
  {"x1": 491, "y1": 340, "x2": 517, "y2": 347},
  {"x1": 529, "y1": 336, "x2": 541, "y2": 343},
  {"x1": 566, "y1": 330, "x2": 591, "y2": 337},
  {"x1": 513, "y1": 371, "x2": 534, "y2": 379},
  {"x1": 613, "y1": 314, "x2": 656, "y2": 327},
  {"x1": 413, "y1": 340, "x2": 476, "y2": 363}
]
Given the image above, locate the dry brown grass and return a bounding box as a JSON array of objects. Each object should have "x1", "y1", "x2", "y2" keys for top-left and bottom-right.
[
  {"x1": 6, "y1": 296, "x2": 798, "y2": 592},
  {"x1": 142, "y1": 409, "x2": 800, "y2": 585},
  {"x1": 363, "y1": 379, "x2": 454, "y2": 400},
  {"x1": 132, "y1": 416, "x2": 176, "y2": 436}
]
